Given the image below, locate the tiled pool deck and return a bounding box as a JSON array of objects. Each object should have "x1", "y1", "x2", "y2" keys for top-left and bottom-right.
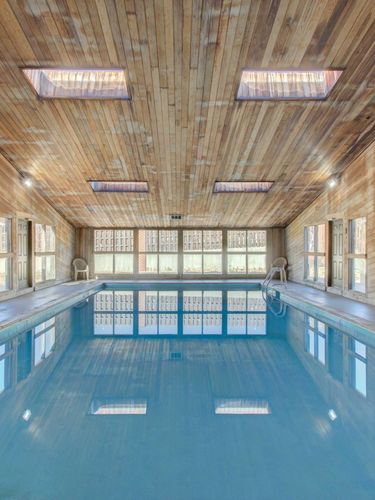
[{"x1": 0, "y1": 280, "x2": 375, "y2": 341}]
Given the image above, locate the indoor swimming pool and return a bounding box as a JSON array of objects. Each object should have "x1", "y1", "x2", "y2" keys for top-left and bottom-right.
[{"x1": 0, "y1": 283, "x2": 374, "y2": 499}]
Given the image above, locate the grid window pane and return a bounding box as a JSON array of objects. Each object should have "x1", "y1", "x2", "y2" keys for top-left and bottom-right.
[
  {"x1": 94, "y1": 230, "x2": 113, "y2": 252},
  {"x1": 183, "y1": 254, "x2": 202, "y2": 273},
  {"x1": 247, "y1": 231, "x2": 266, "y2": 252},
  {"x1": 228, "y1": 254, "x2": 246, "y2": 274},
  {"x1": 317, "y1": 256, "x2": 325, "y2": 283},
  {"x1": 114, "y1": 314, "x2": 133, "y2": 335},
  {"x1": 317, "y1": 224, "x2": 325, "y2": 253},
  {"x1": 227, "y1": 291, "x2": 247, "y2": 311},
  {"x1": 203, "y1": 230, "x2": 222, "y2": 252},
  {"x1": 203, "y1": 291, "x2": 222, "y2": 311},
  {"x1": 159, "y1": 230, "x2": 178, "y2": 252},
  {"x1": 248, "y1": 254, "x2": 266, "y2": 273},
  {"x1": 0, "y1": 356, "x2": 12, "y2": 394},
  {"x1": 45, "y1": 226, "x2": 56, "y2": 252},
  {"x1": 183, "y1": 291, "x2": 202, "y2": 311},
  {"x1": 45, "y1": 255, "x2": 56, "y2": 280},
  {"x1": 35, "y1": 255, "x2": 44, "y2": 283},
  {"x1": 305, "y1": 256, "x2": 315, "y2": 280},
  {"x1": 159, "y1": 291, "x2": 178, "y2": 311},
  {"x1": 115, "y1": 230, "x2": 133, "y2": 252},
  {"x1": 227, "y1": 314, "x2": 247, "y2": 335},
  {"x1": 159, "y1": 254, "x2": 178, "y2": 274},
  {"x1": 0, "y1": 257, "x2": 10, "y2": 291},
  {"x1": 350, "y1": 258, "x2": 366, "y2": 293},
  {"x1": 228, "y1": 231, "x2": 246, "y2": 252},
  {"x1": 114, "y1": 291, "x2": 133, "y2": 311},
  {"x1": 139, "y1": 230, "x2": 158, "y2": 252},
  {"x1": 350, "y1": 218, "x2": 366, "y2": 254},
  {"x1": 305, "y1": 226, "x2": 315, "y2": 252},
  {"x1": 203, "y1": 314, "x2": 222, "y2": 335},
  {"x1": 35, "y1": 224, "x2": 46, "y2": 253},
  {"x1": 139, "y1": 254, "x2": 158, "y2": 273},
  {"x1": 94, "y1": 254, "x2": 114, "y2": 274},
  {"x1": 183, "y1": 231, "x2": 202, "y2": 252},
  {"x1": 203, "y1": 254, "x2": 222, "y2": 274},
  {"x1": 0, "y1": 218, "x2": 11, "y2": 253},
  {"x1": 115, "y1": 254, "x2": 133, "y2": 273}
]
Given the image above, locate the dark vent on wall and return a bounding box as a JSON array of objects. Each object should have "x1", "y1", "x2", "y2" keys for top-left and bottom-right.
[{"x1": 170, "y1": 352, "x2": 182, "y2": 361}]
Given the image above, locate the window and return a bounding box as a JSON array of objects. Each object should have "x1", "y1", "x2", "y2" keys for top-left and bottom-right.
[
  {"x1": 349, "y1": 339, "x2": 367, "y2": 397},
  {"x1": 227, "y1": 230, "x2": 266, "y2": 274},
  {"x1": 183, "y1": 230, "x2": 222, "y2": 274},
  {"x1": 94, "y1": 229, "x2": 134, "y2": 274},
  {"x1": 23, "y1": 68, "x2": 130, "y2": 100},
  {"x1": 94, "y1": 291, "x2": 134, "y2": 335},
  {"x1": 304, "y1": 315, "x2": 326, "y2": 365},
  {"x1": 304, "y1": 224, "x2": 325, "y2": 283},
  {"x1": 349, "y1": 217, "x2": 366, "y2": 293},
  {"x1": 139, "y1": 291, "x2": 178, "y2": 335},
  {"x1": 138, "y1": 230, "x2": 178, "y2": 274},
  {"x1": 236, "y1": 70, "x2": 342, "y2": 100},
  {"x1": 35, "y1": 224, "x2": 55, "y2": 282},
  {"x1": 0, "y1": 340, "x2": 12, "y2": 394},
  {"x1": 227, "y1": 290, "x2": 266, "y2": 335},
  {"x1": 34, "y1": 317, "x2": 55, "y2": 366},
  {"x1": 183, "y1": 290, "x2": 222, "y2": 335},
  {"x1": 0, "y1": 218, "x2": 11, "y2": 291}
]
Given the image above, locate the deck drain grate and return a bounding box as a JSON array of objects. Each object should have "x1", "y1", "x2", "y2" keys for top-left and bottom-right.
[{"x1": 169, "y1": 352, "x2": 182, "y2": 361}]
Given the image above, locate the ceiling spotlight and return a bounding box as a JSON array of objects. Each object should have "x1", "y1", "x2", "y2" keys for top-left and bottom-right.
[
  {"x1": 327, "y1": 177, "x2": 338, "y2": 189},
  {"x1": 22, "y1": 409, "x2": 32, "y2": 422},
  {"x1": 23, "y1": 177, "x2": 33, "y2": 188},
  {"x1": 328, "y1": 409, "x2": 338, "y2": 421}
]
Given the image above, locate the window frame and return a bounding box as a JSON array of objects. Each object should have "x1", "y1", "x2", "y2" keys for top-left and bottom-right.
[
  {"x1": 183, "y1": 230, "x2": 223, "y2": 275},
  {"x1": 303, "y1": 224, "x2": 326, "y2": 284},
  {"x1": 35, "y1": 224, "x2": 56, "y2": 283},
  {"x1": 94, "y1": 229, "x2": 134, "y2": 275},
  {"x1": 227, "y1": 230, "x2": 267, "y2": 275},
  {"x1": 348, "y1": 217, "x2": 367, "y2": 295},
  {"x1": 0, "y1": 217, "x2": 12, "y2": 292},
  {"x1": 138, "y1": 229, "x2": 178, "y2": 275}
]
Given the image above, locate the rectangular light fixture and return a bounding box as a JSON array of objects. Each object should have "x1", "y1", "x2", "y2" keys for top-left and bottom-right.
[
  {"x1": 89, "y1": 181, "x2": 148, "y2": 193},
  {"x1": 215, "y1": 399, "x2": 271, "y2": 415},
  {"x1": 214, "y1": 181, "x2": 273, "y2": 193},
  {"x1": 22, "y1": 68, "x2": 130, "y2": 99},
  {"x1": 89, "y1": 398, "x2": 147, "y2": 415},
  {"x1": 236, "y1": 69, "x2": 343, "y2": 100}
]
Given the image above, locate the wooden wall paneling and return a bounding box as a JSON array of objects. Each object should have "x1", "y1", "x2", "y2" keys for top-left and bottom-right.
[
  {"x1": 285, "y1": 140, "x2": 375, "y2": 305},
  {"x1": 0, "y1": 155, "x2": 75, "y2": 301}
]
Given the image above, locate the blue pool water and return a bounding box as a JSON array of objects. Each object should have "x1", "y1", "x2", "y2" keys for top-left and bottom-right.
[{"x1": 0, "y1": 283, "x2": 374, "y2": 499}]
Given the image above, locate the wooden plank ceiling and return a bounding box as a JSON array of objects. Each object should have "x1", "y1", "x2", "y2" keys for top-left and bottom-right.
[{"x1": 0, "y1": 0, "x2": 374, "y2": 228}]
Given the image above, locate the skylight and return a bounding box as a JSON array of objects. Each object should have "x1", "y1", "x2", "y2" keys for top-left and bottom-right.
[
  {"x1": 89, "y1": 181, "x2": 148, "y2": 193},
  {"x1": 214, "y1": 181, "x2": 273, "y2": 193},
  {"x1": 89, "y1": 399, "x2": 147, "y2": 415},
  {"x1": 215, "y1": 399, "x2": 271, "y2": 415},
  {"x1": 22, "y1": 68, "x2": 130, "y2": 99},
  {"x1": 236, "y1": 69, "x2": 342, "y2": 100}
]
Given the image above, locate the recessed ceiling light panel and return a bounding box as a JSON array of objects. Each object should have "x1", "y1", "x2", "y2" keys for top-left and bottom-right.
[
  {"x1": 214, "y1": 181, "x2": 273, "y2": 193},
  {"x1": 237, "y1": 69, "x2": 343, "y2": 100},
  {"x1": 89, "y1": 399, "x2": 147, "y2": 415},
  {"x1": 215, "y1": 399, "x2": 271, "y2": 415},
  {"x1": 22, "y1": 68, "x2": 130, "y2": 99},
  {"x1": 89, "y1": 181, "x2": 148, "y2": 193}
]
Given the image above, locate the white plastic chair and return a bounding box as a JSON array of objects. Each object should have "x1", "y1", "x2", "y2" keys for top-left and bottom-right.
[
  {"x1": 263, "y1": 257, "x2": 287, "y2": 288},
  {"x1": 72, "y1": 258, "x2": 89, "y2": 281}
]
